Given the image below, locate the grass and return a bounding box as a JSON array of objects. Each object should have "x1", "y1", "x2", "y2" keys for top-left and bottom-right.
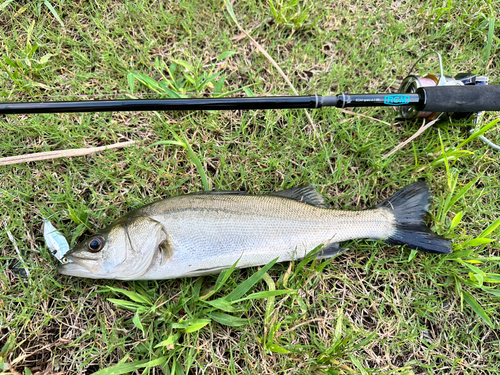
[{"x1": 0, "y1": 0, "x2": 499, "y2": 374}]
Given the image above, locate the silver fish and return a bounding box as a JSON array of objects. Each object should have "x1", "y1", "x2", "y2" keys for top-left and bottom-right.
[{"x1": 58, "y1": 181, "x2": 451, "y2": 280}]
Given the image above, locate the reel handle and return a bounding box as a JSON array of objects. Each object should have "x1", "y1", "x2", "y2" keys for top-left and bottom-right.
[{"x1": 418, "y1": 85, "x2": 500, "y2": 113}]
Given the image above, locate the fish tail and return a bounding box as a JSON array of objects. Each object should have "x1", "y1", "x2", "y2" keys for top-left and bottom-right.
[{"x1": 377, "y1": 181, "x2": 452, "y2": 254}]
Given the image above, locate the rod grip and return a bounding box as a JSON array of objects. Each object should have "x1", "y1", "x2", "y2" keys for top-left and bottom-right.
[{"x1": 418, "y1": 85, "x2": 500, "y2": 113}]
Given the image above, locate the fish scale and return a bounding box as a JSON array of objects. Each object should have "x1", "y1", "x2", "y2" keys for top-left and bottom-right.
[
  {"x1": 73, "y1": 196, "x2": 393, "y2": 279},
  {"x1": 58, "y1": 182, "x2": 451, "y2": 280}
]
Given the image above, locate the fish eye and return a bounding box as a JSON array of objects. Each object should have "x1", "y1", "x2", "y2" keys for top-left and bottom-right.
[{"x1": 87, "y1": 236, "x2": 105, "y2": 252}]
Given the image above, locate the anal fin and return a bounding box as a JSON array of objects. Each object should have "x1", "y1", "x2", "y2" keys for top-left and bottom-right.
[{"x1": 316, "y1": 242, "x2": 348, "y2": 259}]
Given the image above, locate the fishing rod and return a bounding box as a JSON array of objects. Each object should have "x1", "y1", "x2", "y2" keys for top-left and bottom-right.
[
  {"x1": 1, "y1": 54, "x2": 498, "y2": 118},
  {"x1": 1, "y1": 53, "x2": 499, "y2": 146},
  {"x1": 1, "y1": 85, "x2": 499, "y2": 115}
]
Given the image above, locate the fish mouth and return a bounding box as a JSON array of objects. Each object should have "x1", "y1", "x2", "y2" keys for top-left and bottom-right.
[{"x1": 58, "y1": 255, "x2": 100, "y2": 278}]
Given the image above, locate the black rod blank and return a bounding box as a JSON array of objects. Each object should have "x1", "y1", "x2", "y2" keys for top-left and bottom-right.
[
  {"x1": 0, "y1": 96, "x2": 322, "y2": 114},
  {"x1": 0, "y1": 93, "x2": 423, "y2": 115},
  {"x1": 1, "y1": 86, "x2": 498, "y2": 115}
]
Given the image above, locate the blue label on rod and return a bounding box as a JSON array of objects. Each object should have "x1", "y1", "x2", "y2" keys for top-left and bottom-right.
[{"x1": 384, "y1": 95, "x2": 410, "y2": 105}]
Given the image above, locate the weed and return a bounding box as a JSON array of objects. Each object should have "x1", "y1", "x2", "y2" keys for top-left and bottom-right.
[{"x1": 0, "y1": 0, "x2": 499, "y2": 373}]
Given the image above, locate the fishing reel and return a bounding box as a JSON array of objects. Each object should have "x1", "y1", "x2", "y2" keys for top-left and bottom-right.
[
  {"x1": 398, "y1": 52, "x2": 489, "y2": 120},
  {"x1": 396, "y1": 52, "x2": 498, "y2": 149}
]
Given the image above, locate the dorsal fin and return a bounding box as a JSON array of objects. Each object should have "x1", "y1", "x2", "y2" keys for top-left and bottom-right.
[
  {"x1": 191, "y1": 191, "x2": 248, "y2": 196},
  {"x1": 269, "y1": 184, "x2": 328, "y2": 208}
]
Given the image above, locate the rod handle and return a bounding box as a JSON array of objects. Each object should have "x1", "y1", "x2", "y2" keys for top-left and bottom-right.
[{"x1": 418, "y1": 85, "x2": 500, "y2": 113}]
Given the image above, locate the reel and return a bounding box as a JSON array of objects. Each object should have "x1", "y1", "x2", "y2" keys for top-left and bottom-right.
[
  {"x1": 398, "y1": 52, "x2": 489, "y2": 120},
  {"x1": 397, "y1": 52, "x2": 498, "y2": 150}
]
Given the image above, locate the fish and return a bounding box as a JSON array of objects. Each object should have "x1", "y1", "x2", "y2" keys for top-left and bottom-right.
[{"x1": 58, "y1": 181, "x2": 452, "y2": 280}]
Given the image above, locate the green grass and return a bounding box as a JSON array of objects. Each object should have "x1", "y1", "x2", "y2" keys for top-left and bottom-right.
[{"x1": 1, "y1": 0, "x2": 499, "y2": 374}]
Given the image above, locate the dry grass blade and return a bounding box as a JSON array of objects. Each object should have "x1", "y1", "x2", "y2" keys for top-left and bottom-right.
[
  {"x1": 340, "y1": 108, "x2": 392, "y2": 126},
  {"x1": 225, "y1": 1, "x2": 317, "y2": 133},
  {"x1": 274, "y1": 317, "x2": 325, "y2": 337},
  {"x1": 4, "y1": 221, "x2": 32, "y2": 285},
  {"x1": 0, "y1": 140, "x2": 136, "y2": 166},
  {"x1": 383, "y1": 116, "x2": 441, "y2": 158},
  {"x1": 224, "y1": 2, "x2": 337, "y2": 175}
]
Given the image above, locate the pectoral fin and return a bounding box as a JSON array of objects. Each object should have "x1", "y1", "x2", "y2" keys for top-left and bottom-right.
[
  {"x1": 158, "y1": 238, "x2": 174, "y2": 266},
  {"x1": 184, "y1": 265, "x2": 232, "y2": 277},
  {"x1": 125, "y1": 217, "x2": 172, "y2": 266}
]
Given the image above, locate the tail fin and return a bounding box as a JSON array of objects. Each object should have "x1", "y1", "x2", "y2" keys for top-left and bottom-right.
[{"x1": 377, "y1": 181, "x2": 452, "y2": 254}]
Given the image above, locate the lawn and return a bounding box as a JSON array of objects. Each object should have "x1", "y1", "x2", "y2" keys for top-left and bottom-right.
[{"x1": 0, "y1": 0, "x2": 499, "y2": 374}]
